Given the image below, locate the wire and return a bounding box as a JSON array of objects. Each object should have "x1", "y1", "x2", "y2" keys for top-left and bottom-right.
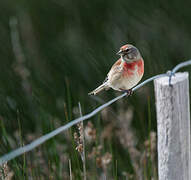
[
  {"x1": 0, "y1": 59, "x2": 190, "y2": 165},
  {"x1": 169, "y1": 60, "x2": 191, "y2": 85}
]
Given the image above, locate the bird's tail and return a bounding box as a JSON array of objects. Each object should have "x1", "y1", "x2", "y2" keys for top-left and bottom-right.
[{"x1": 88, "y1": 82, "x2": 109, "y2": 95}]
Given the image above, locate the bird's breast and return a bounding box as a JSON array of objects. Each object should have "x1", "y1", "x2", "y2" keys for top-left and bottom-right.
[
  {"x1": 108, "y1": 58, "x2": 144, "y2": 91},
  {"x1": 115, "y1": 59, "x2": 144, "y2": 90},
  {"x1": 122, "y1": 59, "x2": 144, "y2": 77}
]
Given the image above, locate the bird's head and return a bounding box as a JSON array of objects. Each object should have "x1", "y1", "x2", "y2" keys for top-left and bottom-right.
[{"x1": 117, "y1": 44, "x2": 141, "y2": 62}]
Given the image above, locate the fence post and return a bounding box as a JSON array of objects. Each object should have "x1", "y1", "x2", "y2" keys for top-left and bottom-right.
[{"x1": 154, "y1": 72, "x2": 191, "y2": 180}]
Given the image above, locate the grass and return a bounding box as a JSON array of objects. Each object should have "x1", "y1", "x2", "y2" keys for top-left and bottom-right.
[{"x1": 0, "y1": 88, "x2": 158, "y2": 179}]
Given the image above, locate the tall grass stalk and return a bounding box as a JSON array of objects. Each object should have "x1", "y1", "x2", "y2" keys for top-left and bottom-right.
[
  {"x1": 78, "y1": 102, "x2": 87, "y2": 180},
  {"x1": 69, "y1": 159, "x2": 72, "y2": 180}
]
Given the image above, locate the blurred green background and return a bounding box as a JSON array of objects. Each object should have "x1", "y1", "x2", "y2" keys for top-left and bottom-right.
[{"x1": 0, "y1": 0, "x2": 191, "y2": 179}]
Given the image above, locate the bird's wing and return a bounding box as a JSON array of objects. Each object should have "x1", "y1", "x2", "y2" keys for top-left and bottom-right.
[
  {"x1": 102, "y1": 59, "x2": 122, "y2": 84},
  {"x1": 107, "y1": 58, "x2": 123, "y2": 82},
  {"x1": 110, "y1": 58, "x2": 122, "y2": 71}
]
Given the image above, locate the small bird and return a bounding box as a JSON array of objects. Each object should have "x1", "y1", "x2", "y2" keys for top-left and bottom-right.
[{"x1": 89, "y1": 44, "x2": 144, "y2": 96}]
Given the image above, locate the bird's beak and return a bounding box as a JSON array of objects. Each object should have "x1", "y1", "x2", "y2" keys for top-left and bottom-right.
[{"x1": 116, "y1": 50, "x2": 123, "y2": 55}]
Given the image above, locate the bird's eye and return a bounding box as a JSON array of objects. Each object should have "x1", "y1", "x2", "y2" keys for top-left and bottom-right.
[{"x1": 125, "y1": 48, "x2": 130, "y2": 52}]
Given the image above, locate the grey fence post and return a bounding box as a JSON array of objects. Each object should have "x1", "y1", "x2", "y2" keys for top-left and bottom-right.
[{"x1": 154, "y1": 72, "x2": 191, "y2": 180}]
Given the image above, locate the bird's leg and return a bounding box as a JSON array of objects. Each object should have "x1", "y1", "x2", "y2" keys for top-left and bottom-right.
[
  {"x1": 125, "y1": 89, "x2": 133, "y2": 96},
  {"x1": 120, "y1": 88, "x2": 133, "y2": 97}
]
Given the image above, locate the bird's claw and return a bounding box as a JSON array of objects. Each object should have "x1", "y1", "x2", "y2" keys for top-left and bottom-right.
[{"x1": 121, "y1": 89, "x2": 133, "y2": 97}]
